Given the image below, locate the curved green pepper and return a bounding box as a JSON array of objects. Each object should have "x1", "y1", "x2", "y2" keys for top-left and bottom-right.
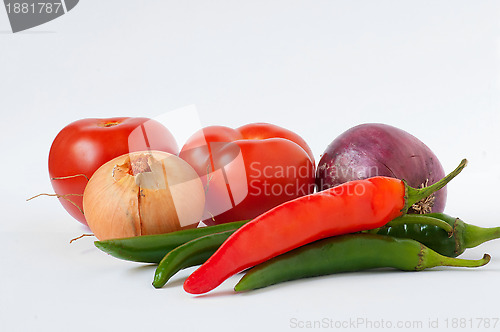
[
  {"x1": 152, "y1": 230, "x2": 235, "y2": 288},
  {"x1": 234, "y1": 233, "x2": 490, "y2": 292}
]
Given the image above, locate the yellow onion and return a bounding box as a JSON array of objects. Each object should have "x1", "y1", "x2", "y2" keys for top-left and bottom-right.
[{"x1": 83, "y1": 150, "x2": 205, "y2": 240}]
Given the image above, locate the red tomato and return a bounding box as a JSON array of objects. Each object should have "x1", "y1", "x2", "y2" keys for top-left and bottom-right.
[
  {"x1": 179, "y1": 123, "x2": 315, "y2": 225},
  {"x1": 48, "y1": 117, "x2": 178, "y2": 225}
]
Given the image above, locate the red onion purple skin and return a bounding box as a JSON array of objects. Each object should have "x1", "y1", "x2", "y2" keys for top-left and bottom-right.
[{"x1": 316, "y1": 123, "x2": 447, "y2": 213}]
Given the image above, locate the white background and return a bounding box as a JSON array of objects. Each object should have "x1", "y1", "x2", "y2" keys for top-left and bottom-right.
[{"x1": 1, "y1": 1, "x2": 500, "y2": 331}]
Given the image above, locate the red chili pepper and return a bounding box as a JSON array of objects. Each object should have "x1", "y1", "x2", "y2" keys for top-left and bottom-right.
[{"x1": 183, "y1": 159, "x2": 467, "y2": 294}]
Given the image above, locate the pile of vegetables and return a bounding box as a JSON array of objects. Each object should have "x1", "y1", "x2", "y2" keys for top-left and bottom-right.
[{"x1": 46, "y1": 119, "x2": 500, "y2": 294}]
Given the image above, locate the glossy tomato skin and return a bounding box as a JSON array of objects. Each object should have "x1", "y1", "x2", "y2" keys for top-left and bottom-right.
[
  {"x1": 237, "y1": 123, "x2": 315, "y2": 163},
  {"x1": 179, "y1": 123, "x2": 315, "y2": 225},
  {"x1": 48, "y1": 117, "x2": 178, "y2": 225}
]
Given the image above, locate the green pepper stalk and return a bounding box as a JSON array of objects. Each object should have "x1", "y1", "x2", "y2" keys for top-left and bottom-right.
[
  {"x1": 374, "y1": 213, "x2": 500, "y2": 257},
  {"x1": 234, "y1": 233, "x2": 490, "y2": 292}
]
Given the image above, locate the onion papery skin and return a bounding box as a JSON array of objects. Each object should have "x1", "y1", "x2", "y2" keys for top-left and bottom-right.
[{"x1": 83, "y1": 151, "x2": 205, "y2": 240}]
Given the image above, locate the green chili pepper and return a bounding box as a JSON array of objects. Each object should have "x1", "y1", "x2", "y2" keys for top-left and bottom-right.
[
  {"x1": 374, "y1": 213, "x2": 500, "y2": 257},
  {"x1": 94, "y1": 220, "x2": 248, "y2": 263},
  {"x1": 150, "y1": 216, "x2": 453, "y2": 287},
  {"x1": 152, "y1": 230, "x2": 235, "y2": 288},
  {"x1": 234, "y1": 233, "x2": 490, "y2": 292}
]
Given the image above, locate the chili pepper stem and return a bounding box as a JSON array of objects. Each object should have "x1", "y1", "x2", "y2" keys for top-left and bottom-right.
[
  {"x1": 385, "y1": 214, "x2": 453, "y2": 234},
  {"x1": 403, "y1": 159, "x2": 467, "y2": 213},
  {"x1": 463, "y1": 224, "x2": 500, "y2": 249},
  {"x1": 419, "y1": 246, "x2": 490, "y2": 271}
]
